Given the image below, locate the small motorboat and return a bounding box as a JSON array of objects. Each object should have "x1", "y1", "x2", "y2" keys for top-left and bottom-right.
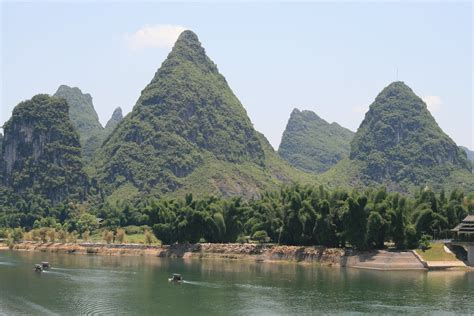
[
  {"x1": 34, "y1": 264, "x2": 43, "y2": 272},
  {"x1": 168, "y1": 273, "x2": 183, "y2": 283},
  {"x1": 41, "y1": 262, "x2": 51, "y2": 270}
]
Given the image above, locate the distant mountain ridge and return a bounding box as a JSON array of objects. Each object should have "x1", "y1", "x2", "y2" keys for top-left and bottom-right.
[
  {"x1": 460, "y1": 146, "x2": 474, "y2": 172},
  {"x1": 105, "y1": 107, "x2": 123, "y2": 134},
  {"x1": 460, "y1": 146, "x2": 474, "y2": 162},
  {"x1": 278, "y1": 108, "x2": 354, "y2": 173},
  {"x1": 54, "y1": 85, "x2": 123, "y2": 160}
]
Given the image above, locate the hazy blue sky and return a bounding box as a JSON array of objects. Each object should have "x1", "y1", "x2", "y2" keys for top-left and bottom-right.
[{"x1": 1, "y1": 1, "x2": 472, "y2": 149}]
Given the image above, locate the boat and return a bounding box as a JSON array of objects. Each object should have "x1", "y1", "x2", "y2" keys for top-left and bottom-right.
[
  {"x1": 168, "y1": 273, "x2": 183, "y2": 283},
  {"x1": 41, "y1": 262, "x2": 51, "y2": 270},
  {"x1": 34, "y1": 264, "x2": 43, "y2": 272}
]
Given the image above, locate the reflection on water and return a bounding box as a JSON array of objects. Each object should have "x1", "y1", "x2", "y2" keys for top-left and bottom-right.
[{"x1": 0, "y1": 250, "x2": 472, "y2": 315}]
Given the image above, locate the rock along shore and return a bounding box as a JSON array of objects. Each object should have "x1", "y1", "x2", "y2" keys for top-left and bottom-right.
[{"x1": 0, "y1": 241, "x2": 437, "y2": 270}]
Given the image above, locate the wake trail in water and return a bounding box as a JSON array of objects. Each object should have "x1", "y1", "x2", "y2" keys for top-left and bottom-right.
[
  {"x1": 182, "y1": 280, "x2": 223, "y2": 288},
  {"x1": 52, "y1": 267, "x2": 137, "y2": 275},
  {"x1": 235, "y1": 283, "x2": 275, "y2": 291},
  {"x1": 40, "y1": 270, "x2": 72, "y2": 278},
  {"x1": 17, "y1": 297, "x2": 59, "y2": 315}
]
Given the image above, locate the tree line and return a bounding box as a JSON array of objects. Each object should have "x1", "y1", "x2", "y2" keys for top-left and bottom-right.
[{"x1": 1, "y1": 185, "x2": 473, "y2": 250}]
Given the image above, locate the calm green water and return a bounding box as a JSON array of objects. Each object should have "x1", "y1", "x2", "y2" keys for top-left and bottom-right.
[{"x1": 0, "y1": 250, "x2": 473, "y2": 315}]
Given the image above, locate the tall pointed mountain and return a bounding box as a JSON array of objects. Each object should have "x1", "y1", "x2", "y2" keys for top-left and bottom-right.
[
  {"x1": 104, "y1": 107, "x2": 123, "y2": 135},
  {"x1": 91, "y1": 30, "x2": 315, "y2": 200},
  {"x1": 1, "y1": 94, "x2": 88, "y2": 205},
  {"x1": 53, "y1": 85, "x2": 104, "y2": 160},
  {"x1": 278, "y1": 109, "x2": 354, "y2": 173},
  {"x1": 320, "y1": 81, "x2": 473, "y2": 191}
]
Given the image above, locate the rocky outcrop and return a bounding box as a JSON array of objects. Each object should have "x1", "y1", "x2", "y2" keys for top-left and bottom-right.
[{"x1": 1, "y1": 94, "x2": 87, "y2": 204}]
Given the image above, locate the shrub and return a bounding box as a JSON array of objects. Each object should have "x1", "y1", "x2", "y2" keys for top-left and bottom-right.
[
  {"x1": 144, "y1": 230, "x2": 153, "y2": 245},
  {"x1": 23, "y1": 231, "x2": 32, "y2": 241},
  {"x1": 67, "y1": 231, "x2": 78, "y2": 243},
  {"x1": 103, "y1": 230, "x2": 114, "y2": 244},
  {"x1": 116, "y1": 229, "x2": 125, "y2": 244},
  {"x1": 252, "y1": 230, "x2": 269, "y2": 243},
  {"x1": 82, "y1": 230, "x2": 90, "y2": 242},
  {"x1": 39, "y1": 227, "x2": 48, "y2": 243},
  {"x1": 58, "y1": 230, "x2": 67, "y2": 243},
  {"x1": 419, "y1": 234, "x2": 432, "y2": 251},
  {"x1": 236, "y1": 235, "x2": 248, "y2": 244},
  {"x1": 124, "y1": 225, "x2": 142, "y2": 235},
  {"x1": 11, "y1": 228, "x2": 23, "y2": 242},
  {"x1": 31, "y1": 229, "x2": 40, "y2": 242},
  {"x1": 47, "y1": 229, "x2": 56, "y2": 242},
  {"x1": 0, "y1": 228, "x2": 8, "y2": 238}
]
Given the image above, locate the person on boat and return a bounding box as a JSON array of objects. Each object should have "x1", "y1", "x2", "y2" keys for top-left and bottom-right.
[{"x1": 169, "y1": 273, "x2": 183, "y2": 282}]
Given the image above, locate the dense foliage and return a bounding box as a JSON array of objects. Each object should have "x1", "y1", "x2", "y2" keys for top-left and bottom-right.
[
  {"x1": 0, "y1": 95, "x2": 93, "y2": 226},
  {"x1": 279, "y1": 108, "x2": 354, "y2": 173},
  {"x1": 349, "y1": 82, "x2": 473, "y2": 190},
  {"x1": 2, "y1": 184, "x2": 473, "y2": 250}
]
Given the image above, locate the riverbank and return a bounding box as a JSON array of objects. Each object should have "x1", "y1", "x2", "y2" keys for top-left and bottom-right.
[{"x1": 1, "y1": 241, "x2": 468, "y2": 271}]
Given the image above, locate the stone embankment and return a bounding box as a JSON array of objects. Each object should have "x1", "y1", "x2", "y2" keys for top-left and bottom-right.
[
  {"x1": 343, "y1": 250, "x2": 425, "y2": 270},
  {"x1": 1, "y1": 241, "x2": 450, "y2": 270}
]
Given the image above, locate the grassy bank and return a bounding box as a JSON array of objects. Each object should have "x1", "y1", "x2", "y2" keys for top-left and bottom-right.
[{"x1": 415, "y1": 243, "x2": 457, "y2": 261}]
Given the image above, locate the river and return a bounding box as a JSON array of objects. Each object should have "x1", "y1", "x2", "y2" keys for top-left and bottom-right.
[{"x1": 0, "y1": 250, "x2": 473, "y2": 315}]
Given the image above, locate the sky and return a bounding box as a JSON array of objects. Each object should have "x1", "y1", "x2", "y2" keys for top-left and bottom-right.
[{"x1": 1, "y1": 1, "x2": 473, "y2": 149}]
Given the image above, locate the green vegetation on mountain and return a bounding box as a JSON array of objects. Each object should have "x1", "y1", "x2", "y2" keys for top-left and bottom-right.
[
  {"x1": 322, "y1": 81, "x2": 474, "y2": 192},
  {"x1": 104, "y1": 107, "x2": 123, "y2": 136},
  {"x1": 164, "y1": 132, "x2": 318, "y2": 200},
  {"x1": 91, "y1": 30, "x2": 313, "y2": 200},
  {"x1": 54, "y1": 85, "x2": 105, "y2": 160},
  {"x1": 461, "y1": 146, "x2": 474, "y2": 162},
  {"x1": 0, "y1": 94, "x2": 91, "y2": 227},
  {"x1": 460, "y1": 146, "x2": 474, "y2": 171},
  {"x1": 278, "y1": 108, "x2": 354, "y2": 173}
]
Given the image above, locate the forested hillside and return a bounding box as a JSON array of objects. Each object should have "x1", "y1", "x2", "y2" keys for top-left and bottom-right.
[
  {"x1": 0, "y1": 95, "x2": 91, "y2": 227},
  {"x1": 320, "y1": 82, "x2": 474, "y2": 192},
  {"x1": 90, "y1": 30, "x2": 315, "y2": 201}
]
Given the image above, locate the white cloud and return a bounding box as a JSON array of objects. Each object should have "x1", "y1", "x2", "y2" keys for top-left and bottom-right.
[
  {"x1": 352, "y1": 105, "x2": 368, "y2": 114},
  {"x1": 125, "y1": 25, "x2": 187, "y2": 51},
  {"x1": 422, "y1": 95, "x2": 442, "y2": 113}
]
